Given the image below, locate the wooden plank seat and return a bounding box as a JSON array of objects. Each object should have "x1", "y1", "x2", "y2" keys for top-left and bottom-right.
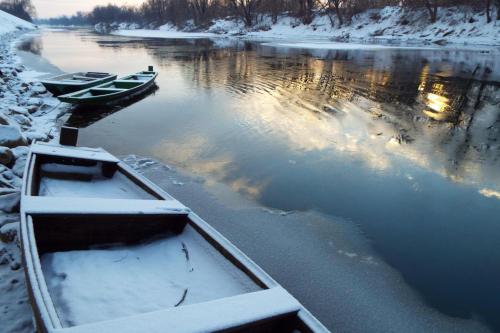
[
  {"x1": 71, "y1": 76, "x2": 95, "y2": 81},
  {"x1": 113, "y1": 79, "x2": 145, "y2": 84},
  {"x1": 32, "y1": 143, "x2": 119, "y2": 164},
  {"x1": 22, "y1": 197, "x2": 190, "y2": 215},
  {"x1": 86, "y1": 72, "x2": 110, "y2": 78},
  {"x1": 89, "y1": 88, "x2": 127, "y2": 92},
  {"x1": 51, "y1": 287, "x2": 301, "y2": 333}
]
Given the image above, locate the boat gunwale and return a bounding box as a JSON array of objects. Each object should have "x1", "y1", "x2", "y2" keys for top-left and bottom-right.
[
  {"x1": 41, "y1": 72, "x2": 116, "y2": 85},
  {"x1": 41, "y1": 73, "x2": 118, "y2": 97},
  {"x1": 21, "y1": 144, "x2": 329, "y2": 333}
]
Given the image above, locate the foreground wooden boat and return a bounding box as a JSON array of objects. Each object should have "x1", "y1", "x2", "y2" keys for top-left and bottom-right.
[
  {"x1": 21, "y1": 130, "x2": 330, "y2": 333},
  {"x1": 58, "y1": 68, "x2": 158, "y2": 105},
  {"x1": 40, "y1": 72, "x2": 117, "y2": 96}
]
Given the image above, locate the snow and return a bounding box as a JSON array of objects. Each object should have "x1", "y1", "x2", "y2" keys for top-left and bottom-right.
[
  {"x1": 112, "y1": 29, "x2": 216, "y2": 40},
  {"x1": 0, "y1": 221, "x2": 18, "y2": 243},
  {"x1": 41, "y1": 225, "x2": 260, "y2": 327},
  {"x1": 0, "y1": 125, "x2": 27, "y2": 147},
  {"x1": 112, "y1": 6, "x2": 499, "y2": 49},
  {"x1": 32, "y1": 143, "x2": 119, "y2": 163},
  {"x1": 0, "y1": 240, "x2": 33, "y2": 333},
  {"x1": 52, "y1": 287, "x2": 297, "y2": 333},
  {"x1": 23, "y1": 197, "x2": 188, "y2": 215},
  {"x1": 261, "y1": 41, "x2": 441, "y2": 51},
  {"x1": 0, "y1": 10, "x2": 34, "y2": 35},
  {"x1": 39, "y1": 167, "x2": 156, "y2": 200},
  {"x1": 0, "y1": 10, "x2": 67, "y2": 333}
]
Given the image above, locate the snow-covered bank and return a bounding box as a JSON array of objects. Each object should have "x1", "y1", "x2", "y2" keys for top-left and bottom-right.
[
  {"x1": 0, "y1": 10, "x2": 67, "y2": 333},
  {"x1": 113, "y1": 28, "x2": 216, "y2": 40},
  {"x1": 111, "y1": 6, "x2": 499, "y2": 49},
  {"x1": 0, "y1": 9, "x2": 33, "y2": 35}
]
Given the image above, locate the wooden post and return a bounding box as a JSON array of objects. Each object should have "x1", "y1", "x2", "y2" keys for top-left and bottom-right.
[{"x1": 59, "y1": 126, "x2": 78, "y2": 146}]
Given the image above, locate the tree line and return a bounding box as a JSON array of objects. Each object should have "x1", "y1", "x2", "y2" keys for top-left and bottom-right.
[
  {"x1": 0, "y1": 0, "x2": 36, "y2": 22},
  {"x1": 36, "y1": 0, "x2": 500, "y2": 28}
]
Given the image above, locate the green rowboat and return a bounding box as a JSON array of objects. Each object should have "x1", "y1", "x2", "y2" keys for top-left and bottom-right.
[
  {"x1": 41, "y1": 72, "x2": 117, "y2": 96},
  {"x1": 58, "y1": 69, "x2": 158, "y2": 106}
]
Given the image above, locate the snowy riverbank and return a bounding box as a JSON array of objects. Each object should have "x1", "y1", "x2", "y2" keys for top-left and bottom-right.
[
  {"x1": 0, "y1": 10, "x2": 67, "y2": 333},
  {"x1": 111, "y1": 6, "x2": 500, "y2": 49}
]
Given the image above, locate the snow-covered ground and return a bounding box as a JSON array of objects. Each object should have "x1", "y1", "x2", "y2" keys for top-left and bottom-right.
[
  {"x1": 0, "y1": 9, "x2": 33, "y2": 35},
  {"x1": 0, "y1": 9, "x2": 67, "y2": 333},
  {"x1": 112, "y1": 6, "x2": 500, "y2": 49}
]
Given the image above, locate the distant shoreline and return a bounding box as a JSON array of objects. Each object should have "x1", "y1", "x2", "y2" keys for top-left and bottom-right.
[{"x1": 86, "y1": 6, "x2": 500, "y2": 49}]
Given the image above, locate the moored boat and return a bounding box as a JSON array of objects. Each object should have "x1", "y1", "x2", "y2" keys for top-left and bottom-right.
[
  {"x1": 20, "y1": 128, "x2": 330, "y2": 333},
  {"x1": 40, "y1": 72, "x2": 117, "y2": 96},
  {"x1": 58, "y1": 68, "x2": 158, "y2": 105}
]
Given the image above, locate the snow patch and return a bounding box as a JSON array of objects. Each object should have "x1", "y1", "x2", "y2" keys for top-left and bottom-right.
[
  {"x1": 0, "y1": 16, "x2": 66, "y2": 333},
  {"x1": 112, "y1": 29, "x2": 216, "y2": 40},
  {"x1": 41, "y1": 226, "x2": 259, "y2": 327},
  {"x1": 0, "y1": 10, "x2": 34, "y2": 36}
]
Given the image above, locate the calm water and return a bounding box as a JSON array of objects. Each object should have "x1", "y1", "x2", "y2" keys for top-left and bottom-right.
[{"x1": 21, "y1": 29, "x2": 500, "y2": 331}]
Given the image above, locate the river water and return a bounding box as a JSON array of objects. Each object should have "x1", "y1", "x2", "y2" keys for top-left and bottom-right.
[{"x1": 19, "y1": 29, "x2": 500, "y2": 332}]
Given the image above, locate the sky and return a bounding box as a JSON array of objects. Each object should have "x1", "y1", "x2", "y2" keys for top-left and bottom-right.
[{"x1": 33, "y1": 0, "x2": 144, "y2": 18}]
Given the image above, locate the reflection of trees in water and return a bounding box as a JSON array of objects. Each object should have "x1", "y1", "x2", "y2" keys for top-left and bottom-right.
[
  {"x1": 194, "y1": 45, "x2": 500, "y2": 186},
  {"x1": 18, "y1": 36, "x2": 43, "y2": 55},
  {"x1": 100, "y1": 37, "x2": 500, "y2": 185}
]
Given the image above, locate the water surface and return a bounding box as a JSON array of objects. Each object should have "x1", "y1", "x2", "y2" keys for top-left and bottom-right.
[{"x1": 22, "y1": 29, "x2": 500, "y2": 332}]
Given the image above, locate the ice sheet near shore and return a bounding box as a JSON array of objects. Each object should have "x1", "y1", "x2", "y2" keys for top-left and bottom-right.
[
  {"x1": 112, "y1": 6, "x2": 499, "y2": 48},
  {"x1": 41, "y1": 225, "x2": 259, "y2": 327},
  {"x1": 0, "y1": 9, "x2": 67, "y2": 333}
]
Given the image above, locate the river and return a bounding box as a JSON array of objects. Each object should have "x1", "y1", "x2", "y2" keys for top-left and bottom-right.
[{"x1": 18, "y1": 28, "x2": 500, "y2": 333}]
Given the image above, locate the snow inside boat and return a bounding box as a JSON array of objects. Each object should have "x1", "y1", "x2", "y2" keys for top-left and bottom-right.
[
  {"x1": 40, "y1": 72, "x2": 117, "y2": 96},
  {"x1": 58, "y1": 69, "x2": 157, "y2": 105},
  {"x1": 20, "y1": 134, "x2": 329, "y2": 333}
]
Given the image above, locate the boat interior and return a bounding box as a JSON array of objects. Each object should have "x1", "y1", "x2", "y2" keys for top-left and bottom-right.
[
  {"x1": 27, "y1": 149, "x2": 159, "y2": 200},
  {"x1": 67, "y1": 72, "x2": 156, "y2": 97},
  {"x1": 30, "y1": 214, "x2": 260, "y2": 321},
  {"x1": 23, "y1": 144, "x2": 311, "y2": 333}
]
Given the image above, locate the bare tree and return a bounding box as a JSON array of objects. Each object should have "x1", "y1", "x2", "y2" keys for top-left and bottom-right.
[
  {"x1": 229, "y1": 0, "x2": 262, "y2": 27},
  {"x1": 485, "y1": 0, "x2": 491, "y2": 23},
  {"x1": 0, "y1": 0, "x2": 36, "y2": 22},
  {"x1": 38, "y1": 0, "x2": 498, "y2": 29},
  {"x1": 297, "y1": 0, "x2": 314, "y2": 24},
  {"x1": 189, "y1": 0, "x2": 214, "y2": 25},
  {"x1": 261, "y1": 0, "x2": 285, "y2": 24},
  {"x1": 141, "y1": 0, "x2": 169, "y2": 24},
  {"x1": 424, "y1": 0, "x2": 438, "y2": 23},
  {"x1": 318, "y1": 0, "x2": 343, "y2": 27}
]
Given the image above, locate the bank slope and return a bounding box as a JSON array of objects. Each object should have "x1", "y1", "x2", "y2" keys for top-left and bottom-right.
[
  {"x1": 0, "y1": 8, "x2": 63, "y2": 333},
  {"x1": 0, "y1": 9, "x2": 34, "y2": 36}
]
